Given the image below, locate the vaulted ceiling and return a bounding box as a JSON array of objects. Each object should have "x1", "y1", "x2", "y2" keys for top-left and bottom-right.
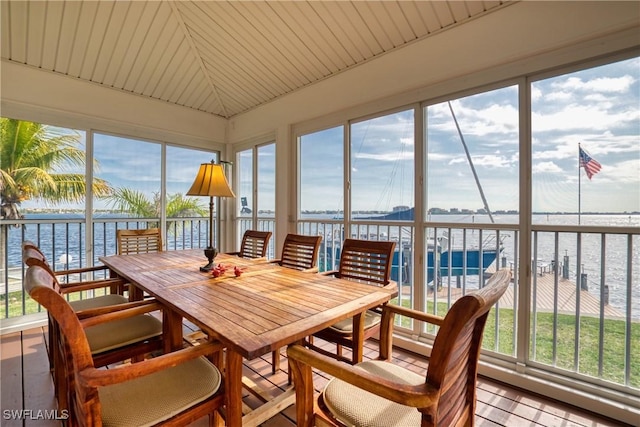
[{"x1": 1, "y1": 1, "x2": 509, "y2": 119}]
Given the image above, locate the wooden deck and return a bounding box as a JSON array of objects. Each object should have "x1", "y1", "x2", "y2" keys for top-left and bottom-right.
[{"x1": 1, "y1": 325, "x2": 628, "y2": 427}]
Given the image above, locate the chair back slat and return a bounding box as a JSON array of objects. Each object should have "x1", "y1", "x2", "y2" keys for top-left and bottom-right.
[
  {"x1": 336, "y1": 239, "x2": 396, "y2": 286},
  {"x1": 239, "y1": 230, "x2": 272, "y2": 258},
  {"x1": 279, "y1": 234, "x2": 322, "y2": 271},
  {"x1": 117, "y1": 228, "x2": 162, "y2": 255},
  {"x1": 22, "y1": 244, "x2": 63, "y2": 293},
  {"x1": 425, "y1": 269, "x2": 511, "y2": 425}
]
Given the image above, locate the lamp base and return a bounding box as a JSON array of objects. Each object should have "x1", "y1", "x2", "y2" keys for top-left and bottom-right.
[
  {"x1": 199, "y1": 262, "x2": 215, "y2": 272},
  {"x1": 200, "y1": 247, "x2": 218, "y2": 272}
]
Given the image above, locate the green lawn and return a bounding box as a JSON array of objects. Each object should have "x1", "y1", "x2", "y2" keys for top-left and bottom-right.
[
  {"x1": 393, "y1": 300, "x2": 639, "y2": 389},
  {"x1": 1, "y1": 288, "x2": 110, "y2": 318}
]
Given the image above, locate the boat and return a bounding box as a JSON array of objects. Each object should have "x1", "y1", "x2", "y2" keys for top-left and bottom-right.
[{"x1": 320, "y1": 207, "x2": 504, "y2": 285}]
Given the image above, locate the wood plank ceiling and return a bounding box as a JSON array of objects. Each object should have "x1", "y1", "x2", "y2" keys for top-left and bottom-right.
[{"x1": 1, "y1": 1, "x2": 508, "y2": 119}]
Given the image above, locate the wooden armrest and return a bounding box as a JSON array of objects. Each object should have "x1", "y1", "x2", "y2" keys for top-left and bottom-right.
[
  {"x1": 269, "y1": 260, "x2": 319, "y2": 273},
  {"x1": 322, "y1": 270, "x2": 339, "y2": 277},
  {"x1": 59, "y1": 277, "x2": 127, "y2": 293},
  {"x1": 75, "y1": 298, "x2": 159, "y2": 319},
  {"x1": 79, "y1": 340, "x2": 223, "y2": 387},
  {"x1": 383, "y1": 304, "x2": 444, "y2": 326},
  {"x1": 78, "y1": 301, "x2": 163, "y2": 328},
  {"x1": 287, "y1": 345, "x2": 437, "y2": 408},
  {"x1": 55, "y1": 264, "x2": 110, "y2": 276},
  {"x1": 382, "y1": 280, "x2": 399, "y2": 297}
]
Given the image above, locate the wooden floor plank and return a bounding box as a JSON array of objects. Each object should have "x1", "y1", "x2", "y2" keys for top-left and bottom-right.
[
  {"x1": 1, "y1": 331, "x2": 24, "y2": 427},
  {"x1": 21, "y1": 327, "x2": 59, "y2": 427}
]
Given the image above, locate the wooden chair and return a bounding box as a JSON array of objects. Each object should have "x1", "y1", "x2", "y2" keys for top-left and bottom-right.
[
  {"x1": 270, "y1": 233, "x2": 323, "y2": 272},
  {"x1": 116, "y1": 228, "x2": 163, "y2": 298},
  {"x1": 288, "y1": 269, "x2": 512, "y2": 427},
  {"x1": 23, "y1": 244, "x2": 164, "y2": 415},
  {"x1": 226, "y1": 229, "x2": 272, "y2": 259},
  {"x1": 270, "y1": 233, "x2": 323, "y2": 373},
  {"x1": 306, "y1": 239, "x2": 397, "y2": 364},
  {"x1": 25, "y1": 264, "x2": 225, "y2": 427},
  {"x1": 116, "y1": 227, "x2": 163, "y2": 255}
]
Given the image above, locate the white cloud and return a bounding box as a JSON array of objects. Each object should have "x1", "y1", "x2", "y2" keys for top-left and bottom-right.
[
  {"x1": 556, "y1": 75, "x2": 636, "y2": 93},
  {"x1": 532, "y1": 161, "x2": 564, "y2": 174},
  {"x1": 354, "y1": 151, "x2": 414, "y2": 161}
]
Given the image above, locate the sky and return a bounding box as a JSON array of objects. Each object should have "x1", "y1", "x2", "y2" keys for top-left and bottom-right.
[{"x1": 18, "y1": 56, "x2": 639, "y2": 215}]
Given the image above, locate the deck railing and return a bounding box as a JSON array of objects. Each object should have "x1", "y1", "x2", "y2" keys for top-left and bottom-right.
[{"x1": 297, "y1": 218, "x2": 639, "y2": 396}]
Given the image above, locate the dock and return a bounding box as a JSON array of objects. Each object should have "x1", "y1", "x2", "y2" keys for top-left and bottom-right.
[{"x1": 428, "y1": 268, "x2": 625, "y2": 319}]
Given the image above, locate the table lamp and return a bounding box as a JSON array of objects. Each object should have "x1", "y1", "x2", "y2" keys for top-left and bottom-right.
[{"x1": 187, "y1": 160, "x2": 235, "y2": 272}]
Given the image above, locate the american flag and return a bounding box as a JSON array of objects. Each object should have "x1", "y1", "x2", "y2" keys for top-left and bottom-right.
[{"x1": 579, "y1": 147, "x2": 601, "y2": 180}]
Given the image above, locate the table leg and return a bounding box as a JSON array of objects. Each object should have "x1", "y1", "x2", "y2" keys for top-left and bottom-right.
[
  {"x1": 162, "y1": 310, "x2": 183, "y2": 353},
  {"x1": 352, "y1": 312, "x2": 365, "y2": 363},
  {"x1": 226, "y1": 350, "x2": 244, "y2": 427}
]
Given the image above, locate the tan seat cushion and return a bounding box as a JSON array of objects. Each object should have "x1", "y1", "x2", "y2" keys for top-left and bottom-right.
[
  {"x1": 323, "y1": 360, "x2": 423, "y2": 427},
  {"x1": 69, "y1": 294, "x2": 129, "y2": 311},
  {"x1": 99, "y1": 356, "x2": 221, "y2": 426},
  {"x1": 85, "y1": 314, "x2": 162, "y2": 354},
  {"x1": 328, "y1": 309, "x2": 380, "y2": 334}
]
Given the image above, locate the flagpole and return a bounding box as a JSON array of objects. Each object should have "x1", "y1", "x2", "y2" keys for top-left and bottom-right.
[{"x1": 578, "y1": 143, "x2": 581, "y2": 225}]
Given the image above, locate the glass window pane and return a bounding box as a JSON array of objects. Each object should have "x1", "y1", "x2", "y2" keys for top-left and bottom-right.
[
  {"x1": 93, "y1": 134, "x2": 161, "y2": 219},
  {"x1": 257, "y1": 143, "x2": 275, "y2": 218},
  {"x1": 1, "y1": 118, "x2": 88, "y2": 275},
  {"x1": 166, "y1": 146, "x2": 216, "y2": 218},
  {"x1": 531, "y1": 57, "x2": 640, "y2": 225},
  {"x1": 237, "y1": 148, "x2": 253, "y2": 219},
  {"x1": 299, "y1": 126, "x2": 344, "y2": 218},
  {"x1": 1, "y1": 118, "x2": 88, "y2": 215},
  {"x1": 350, "y1": 110, "x2": 414, "y2": 219},
  {"x1": 425, "y1": 87, "x2": 519, "y2": 224},
  {"x1": 165, "y1": 146, "x2": 217, "y2": 250}
]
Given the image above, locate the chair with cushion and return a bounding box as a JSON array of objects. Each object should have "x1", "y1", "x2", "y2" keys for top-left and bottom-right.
[
  {"x1": 288, "y1": 269, "x2": 512, "y2": 427},
  {"x1": 25, "y1": 264, "x2": 224, "y2": 427},
  {"x1": 269, "y1": 233, "x2": 323, "y2": 373},
  {"x1": 306, "y1": 239, "x2": 396, "y2": 364},
  {"x1": 226, "y1": 229, "x2": 272, "y2": 260}
]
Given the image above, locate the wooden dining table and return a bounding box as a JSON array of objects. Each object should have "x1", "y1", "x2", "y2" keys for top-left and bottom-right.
[{"x1": 100, "y1": 248, "x2": 397, "y2": 427}]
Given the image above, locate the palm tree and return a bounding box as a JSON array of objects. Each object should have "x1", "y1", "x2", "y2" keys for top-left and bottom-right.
[
  {"x1": 104, "y1": 188, "x2": 207, "y2": 226},
  {"x1": 1, "y1": 119, "x2": 112, "y2": 219}
]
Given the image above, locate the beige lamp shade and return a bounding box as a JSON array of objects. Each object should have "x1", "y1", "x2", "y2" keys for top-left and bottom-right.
[{"x1": 186, "y1": 162, "x2": 235, "y2": 198}]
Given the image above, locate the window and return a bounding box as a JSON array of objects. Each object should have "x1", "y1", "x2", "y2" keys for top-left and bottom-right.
[
  {"x1": 235, "y1": 143, "x2": 275, "y2": 255},
  {"x1": 299, "y1": 126, "x2": 344, "y2": 217},
  {"x1": 531, "y1": 57, "x2": 640, "y2": 224},
  {"x1": 93, "y1": 133, "x2": 161, "y2": 218},
  {"x1": 165, "y1": 146, "x2": 218, "y2": 250},
  {"x1": 350, "y1": 110, "x2": 414, "y2": 219},
  {"x1": 425, "y1": 87, "x2": 519, "y2": 224}
]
